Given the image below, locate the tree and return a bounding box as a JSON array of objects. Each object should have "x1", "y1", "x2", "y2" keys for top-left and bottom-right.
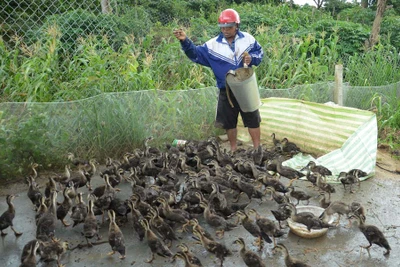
[{"x1": 367, "y1": 0, "x2": 387, "y2": 48}]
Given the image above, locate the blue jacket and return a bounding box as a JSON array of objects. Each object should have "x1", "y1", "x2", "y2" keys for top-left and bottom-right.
[{"x1": 180, "y1": 30, "x2": 264, "y2": 90}]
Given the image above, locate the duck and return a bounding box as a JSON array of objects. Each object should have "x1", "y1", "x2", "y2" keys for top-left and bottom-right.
[
  {"x1": 176, "y1": 243, "x2": 203, "y2": 267},
  {"x1": 38, "y1": 237, "x2": 69, "y2": 267},
  {"x1": 36, "y1": 191, "x2": 57, "y2": 239},
  {"x1": 337, "y1": 171, "x2": 360, "y2": 193},
  {"x1": 233, "y1": 237, "x2": 266, "y2": 267},
  {"x1": 56, "y1": 187, "x2": 73, "y2": 227},
  {"x1": 157, "y1": 197, "x2": 190, "y2": 225},
  {"x1": 350, "y1": 202, "x2": 366, "y2": 221},
  {"x1": 35, "y1": 196, "x2": 48, "y2": 225},
  {"x1": 20, "y1": 240, "x2": 40, "y2": 267},
  {"x1": 0, "y1": 194, "x2": 22, "y2": 236},
  {"x1": 319, "y1": 201, "x2": 352, "y2": 227},
  {"x1": 182, "y1": 218, "x2": 214, "y2": 241},
  {"x1": 173, "y1": 251, "x2": 202, "y2": 267},
  {"x1": 148, "y1": 207, "x2": 177, "y2": 246},
  {"x1": 285, "y1": 203, "x2": 332, "y2": 232},
  {"x1": 93, "y1": 174, "x2": 116, "y2": 222},
  {"x1": 248, "y1": 208, "x2": 284, "y2": 246},
  {"x1": 192, "y1": 228, "x2": 231, "y2": 267},
  {"x1": 273, "y1": 243, "x2": 311, "y2": 267},
  {"x1": 82, "y1": 199, "x2": 101, "y2": 247},
  {"x1": 288, "y1": 186, "x2": 312, "y2": 205},
  {"x1": 70, "y1": 192, "x2": 87, "y2": 227},
  {"x1": 316, "y1": 173, "x2": 336, "y2": 199},
  {"x1": 271, "y1": 133, "x2": 282, "y2": 149},
  {"x1": 26, "y1": 176, "x2": 42, "y2": 210},
  {"x1": 230, "y1": 175, "x2": 264, "y2": 202},
  {"x1": 350, "y1": 214, "x2": 391, "y2": 256},
  {"x1": 347, "y1": 168, "x2": 368, "y2": 178},
  {"x1": 304, "y1": 161, "x2": 332, "y2": 177},
  {"x1": 258, "y1": 174, "x2": 289, "y2": 194},
  {"x1": 67, "y1": 152, "x2": 89, "y2": 168},
  {"x1": 281, "y1": 137, "x2": 301, "y2": 155},
  {"x1": 127, "y1": 200, "x2": 146, "y2": 241},
  {"x1": 271, "y1": 204, "x2": 292, "y2": 229},
  {"x1": 140, "y1": 218, "x2": 172, "y2": 263},
  {"x1": 130, "y1": 193, "x2": 152, "y2": 217},
  {"x1": 235, "y1": 210, "x2": 271, "y2": 251},
  {"x1": 264, "y1": 186, "x2": 290, "y2": 205},
  {"x1": 198, "y1": 200, "x2": 236, "y2": 238},
  {"x1": 316, "y1": 192, "x2": 331, "y2": 209},
  {"x1": 44, "y1": 177, "x2": 58, "y2": 200},
  {"x1": 107, "y1": 210, "x2": 126, "y2": 259},
  {"x1": 271, "y1": 156, "x2": 305, "y2": 183}
]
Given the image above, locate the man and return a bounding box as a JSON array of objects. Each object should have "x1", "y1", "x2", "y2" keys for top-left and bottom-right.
[{"x1": 173, "y1": 8, "x2": 264, "y2": 152}]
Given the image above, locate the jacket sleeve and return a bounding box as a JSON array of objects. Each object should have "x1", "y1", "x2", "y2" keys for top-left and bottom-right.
[
  {"x1": 180, "y1": 38, "x2": 211, "y2": 68},
  {"x1": 248, "y1": 40, "x2": 264, "y2": 67}
]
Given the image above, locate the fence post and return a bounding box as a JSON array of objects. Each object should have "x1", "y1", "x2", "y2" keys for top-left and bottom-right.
[{"x1": 334, "y1": 64, "x2": 343, "y2": 106}]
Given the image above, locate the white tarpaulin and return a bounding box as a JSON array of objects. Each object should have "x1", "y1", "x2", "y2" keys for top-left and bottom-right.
[{"x1": 237, "y1": 97, "x2": 377, "y2": 182}]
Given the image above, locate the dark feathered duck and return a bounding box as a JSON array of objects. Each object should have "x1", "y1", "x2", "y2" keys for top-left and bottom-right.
[
  {"x1": 140, "y1": 218, "x2": 172, "y2": 263},
  {"x1": 38, "y1": 237, "x2": 69, "y2": 267},
  {"x1": 0, "y1": 194, "x2": 23, "y2": 236},
  {"x1": 288, "y1": 186, "x2": 312, "y2": 206},
  {"x1": 192, "y1": 228, "x2": 231, "y2": 267},
  {"x1": 56, "y1": 187, "x2": 73, "y2": 227},
  {"x1": 176, "y1": 243, "x2": 203, "y2": 267},
  {"x1": 26, "y1": 176, "x2": 42, "y2": 210},
  {"x1": 337, "y1": 171, "x2": 361, "y2": 193},
  {"x1": 82, "y1": 199, "x2": 101, "y2": 247},
  {"x1": 198, "y1": 200, "x2": 236, "y2": 238},
  {"x1": 350, "y1": 214, "x2": 391, "y2": 256},
  {"x1": 107, "y1": 209, "x2": 126, "y2": 259},
  {"x1": 286, "y1": 203, "x2": 333, "y2": 232},
  {"x1": 127, "y1": 200, "x2": 146, "y2": 241},
  {"x1": 304, "y1": 161, "x2": 332, "y2": 177},
  {"x1": 36, "y1": 192, "x2": 57, "y2": 239},
  {"x1": 248, "y1": 209, "x2": 284, "y2": 246},
  {"x1": 19, "y1": 240, "x2": 40, "y2": 267},
  {"x1": 273, "y1": 243, "x2": 311, "y2": 267},
  {"x1": 173, "y1": 251, "x2": 202, "y2": 267},
  {"x1": 271, "y1": 204, "x2": 292, "y2": 229},
  {"x1": 70, "y1": 192, "x2": 87, "y2": 227},
  {"x1": 233, "y1": 237, "x2": 266, "y2": 267}
]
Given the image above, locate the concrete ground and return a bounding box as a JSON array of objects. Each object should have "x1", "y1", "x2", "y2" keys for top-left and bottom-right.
[{"x1": 0, "y1": 148, "x2": 399, "y2": 267}]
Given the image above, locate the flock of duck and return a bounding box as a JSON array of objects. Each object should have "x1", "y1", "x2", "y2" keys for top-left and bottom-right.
[{"x1": 0, "y1": 134, "x2": 392, "y2": 267}]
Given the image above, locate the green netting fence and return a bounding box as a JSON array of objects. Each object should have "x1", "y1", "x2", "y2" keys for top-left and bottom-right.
[{"x1": 1, "y1": 81, "x2": 399, "y2": 179}]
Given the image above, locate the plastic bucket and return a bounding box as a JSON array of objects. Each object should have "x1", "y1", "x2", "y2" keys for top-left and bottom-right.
[{"x1": 226, "y1": 67, "x2": 261, "y2": 112}]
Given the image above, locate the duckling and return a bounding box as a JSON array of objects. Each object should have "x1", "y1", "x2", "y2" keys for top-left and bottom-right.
[
  {"x1": 26, "y1": 176, "x2": 42, "y2": 210},
  {"x1": 176, "y1": 243, "x2": 203, "y2": 267},
  {"x1": 264, "y1": 186, "x2": 290, "y2": 205},
  {"x1": 107, "y1": 210, "x2": 126, "y2": 259},
  {"x1": 67, "y1": 152, "x2": 89, "y2": 168},
  {"x1": 20, "y1": 239, "x2": 40, "y2": 267},
  {"x1": 288, "y1": 186, "x2": 312, "y2": 206},
  {"x1": 93, "y1": 174, "x2": 116, "y2": 222},
  {"x1": 337, "y1": 171, "x2": 360, "y2": 193},
  {"x1": 272, "y1": 157, "x2": 305, "y2": 183},
  {"x1": 0, "y1": 194, "x2": 22, "y2": 236},
  {"x1": 233, "y1": 237, "x2": 266, "y2": 267},
  {"x1": 316, "y1": 173, "x2": 336, "y2": 199},
  {"x1": 271, "y1": 204, "x2": 292, "y2": 229},
  {"x1": 281, "y1": 137, "x2": 301, "y2": 155},
  {"x1": 208, "y1": 183, "x2": 228, "y2": 212},
  {"x1": 248, "y1": 209, "x2": 284, "y2": 246},
  {"x1": 140, "y1": 218, "x2": 172, "y2": 263},
  {"x1": 35, "y1": 196, "x2": 48, "y2": 225},
  {"x1": 230, "y1": 175, "x2": 264, "y2": 202},
  {"x1": 347, "y1": 169, "x2": 368, "y2": 178},
  {"x1": 319, "y1": 201, "x2": 352, "y2": 227},
  {"x1": 304, "y1": 161, "x2": 332, "y2": 177},
  {"x1": 56, "y1": 187, "x2": 73, "y2": 227},
  {"x1": 198, "y1": 200, "x2": 236, "y2": 238},
  {"x1": 130, "y1": 193, "x2": 152, "y2": 217},
  {"x1": 82, "y1": 199, "x2": 101, "y2": 247},
  {"x1": 235, "y1": 210, "x2": 271, "y2": 251},
  {"x1": 258, "y1": 174, "x2": 289, "y2": 194},
  {"x1": 192, "y1": 228, "x2": 231, "y2": 267},
  {"x1": 316, "y1": 192, "x2": 331, "y2": 209},
  {"x1": 70, "y1": 192, "x2": 87, "y2": 227},
  {"x1": 350, "y1": 202, "x2": 366, "y2": 221},
  {"x1": 273, "y1": 243, "x2": 311, "y2": 267},
  {"x1": 350, "y1": 214, "x2": 391, "y2": 256},
  {"x1": 271, "y1": 133, "x2": 282, "y2": 149},
  {"x1": 182, "y1": 218, "x2": 214, "y2": 241},
  {"x1": 38, "y1": 237, "x2": 69, "y2": 267},
  {"x1": 44, "y1": 177, "x2": 58, "y2": 200},
  {"x1": 127, "y1": 200, "x2": 146, "y2": 241},
  {"x1": 36, "y1": 191, "x2": 57, "y2": 239},
  {"x1": 157, "y1": 197, "x2": 190, "y2": 224},
  {"x1": 148, "y1": 207, "x2": 177, "y2": 246},
  {"x1": 285, "y1": 203, "x2": 332, "y2": 232}
]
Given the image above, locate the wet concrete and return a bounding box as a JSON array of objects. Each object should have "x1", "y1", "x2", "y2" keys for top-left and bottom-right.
[{"x1": 0, "y1": 164, "x2": 399, "y2": 267}]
